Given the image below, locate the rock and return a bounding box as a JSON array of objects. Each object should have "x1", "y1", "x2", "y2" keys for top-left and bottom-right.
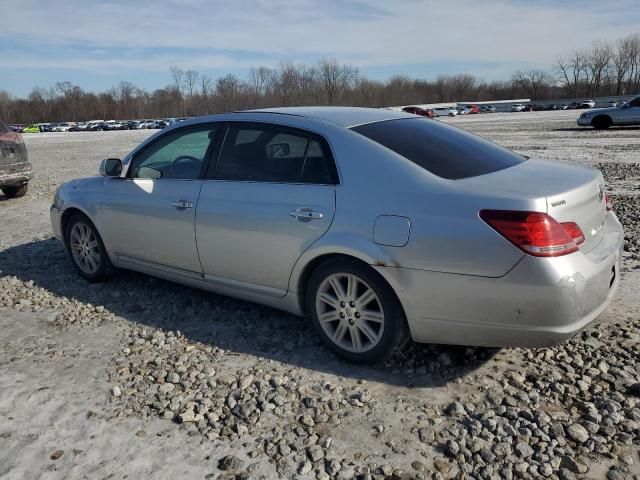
[
  {"x1": 565, "y1": 423, "x2": 589, "y2": 443},
  {"x1": 298, "y1": 461, "x2": 312, "y2": 475},
  {"x1": 111, "y1": 386, "x2": 122, "y2": 397},
  {"x1": 559, "y1": 469, "x2": 577, "y2": 480},
  {"x1": 49, "y1": 450, "x2": 64, "y2": 460},
  {"x1": 158, "y1": 383, "x2": 175, "y2": 393},
  {"x1": 218, "y1": 455, "x2": 244, "y2": 471},
  {"x1": 166, "y1": 372, "x2": 180, "y2": 384},
  {"x1": 306, "y1": 445, "x2": 324, "y2": 462},
  {"x1": 239, "y1": 374, "x2": 254, "y2": 390},
  {"x1": 514, "y1": 441, "x2": 534, "y2": 458},
  {"x1": 300, "y1": 414, "x2": 315, "y2": 427},
  {"x1": 418, "y1": 428, "x2": 435, "y2": 443},
  {"x1": 178, "y1": 410, "x2": 195, "y2": 423},
  {"x1": 445, "y1": 402, "x2": 466, "y2": 416},
  {"x1": 444, "y1": 439, "x2": 459, "y2": 456},
  {"x1": 560, "y1": 455, "x2": 588, "y2": 474}
]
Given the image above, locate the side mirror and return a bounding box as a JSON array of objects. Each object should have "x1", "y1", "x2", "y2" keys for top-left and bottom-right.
[{"x1": 99, "y1": 158, "x2": 122, "y2": 177}]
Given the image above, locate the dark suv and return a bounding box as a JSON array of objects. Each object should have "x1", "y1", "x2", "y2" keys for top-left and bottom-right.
[{"x1": 0, "y1": 122, "x2": 32, "y2": 198}]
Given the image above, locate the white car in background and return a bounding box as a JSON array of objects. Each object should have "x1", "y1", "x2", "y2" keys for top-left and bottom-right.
[
  {"x1": 55, "y1": 122, "x2": 75, "y2": 132},
  {"x1": 433, "y1": 107, "x2": 458, "y2": 117},
  {"x1": 580, "y1": 99, "x2": 596, "y2": 109},
  {"x1": 577, "y1": 95, "x2": 640, "y2": 129},
  {"x1": 511, "y1": 104, "x2": 525, "y2": 112}
]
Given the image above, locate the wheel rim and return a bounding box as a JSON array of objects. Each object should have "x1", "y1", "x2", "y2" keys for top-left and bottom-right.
[
  {"x1": 315, "y1": 273, "x2": 385, "y2": 353},
  {"x1": 69, "y1": 222, "x2": 100, "y2": 274}
]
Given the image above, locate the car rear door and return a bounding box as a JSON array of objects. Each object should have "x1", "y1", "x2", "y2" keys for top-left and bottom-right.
[
  {"x1": 100, "y1": 124, "x2": 219, "y2": 274},
  {"x1": 195, "y1": 122, "x2": 337, "y2": 294}
]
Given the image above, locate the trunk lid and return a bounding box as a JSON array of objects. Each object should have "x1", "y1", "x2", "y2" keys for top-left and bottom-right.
[{"x1": 456, "y1": 158, "x2": 608, "y2": 253}]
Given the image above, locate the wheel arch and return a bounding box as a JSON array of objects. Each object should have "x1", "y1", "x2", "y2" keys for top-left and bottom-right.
[
  {"x1": 294, "y1": 249, "x2": 408, "y2": 324},
  {"x1": 591, "y1": 115, "x2": 612, "y2": 128}
]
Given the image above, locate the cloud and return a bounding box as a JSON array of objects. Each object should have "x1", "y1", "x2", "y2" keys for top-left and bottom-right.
[{"x1": 1, "y1": 0, "x2": 639, "y2": 80}]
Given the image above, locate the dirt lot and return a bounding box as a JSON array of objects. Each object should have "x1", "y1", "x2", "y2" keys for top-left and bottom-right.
[{"x1": 1, "y1": 111, "x2": 639, "y2": 480}]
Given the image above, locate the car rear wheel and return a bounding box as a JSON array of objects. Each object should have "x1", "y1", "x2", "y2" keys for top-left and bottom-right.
[
  {"x1": 306, "y1": 258, "x2": 408, "y2": 363},
  {"x1": 1, "y1": 183, "x2": 28, "y2": 198},
  {"x1": 65, "y1": 213, "x2": 115, "y2": 282},
  {"x1": 592, "y1": 116, "x2": 612, "y2": 130}
]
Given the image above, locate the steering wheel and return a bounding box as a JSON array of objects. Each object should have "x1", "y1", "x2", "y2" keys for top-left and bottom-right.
[{"x1": 171, "y1": 155, "x2": 201, "y2": 179}]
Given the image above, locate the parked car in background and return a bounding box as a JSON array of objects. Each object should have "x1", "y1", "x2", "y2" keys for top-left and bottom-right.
[
  {"x1": 466, "y1": 104, "x2": 480, "y2": 114},
  {"x1": 567, "y1": 102, "x2": 581, "y2": 110},
  {"x1": 577, "y1": 95, "x2": 640, "y2": 129},
  {"x1": 511, "y1": 104, "x2": 525, "y2": 112},
  {"x1": 481, "y1": 105, "x2": 496, "y2": 113},
  {"x1": 607, "y1": 100, "x2": 618, "y2": 108},
  {"x1": 580, "y1": 99, "x2": 596, "y2": 109},
  {"x1": 402, "y1": 106, "x2": 434, "y2": 118},
  {"x1": 0, "y1": 122, "x2": 32, "y2": 198},
  {"x1": 457, "y1": 106, "x2": 470, "y2": 115},
  {"x1": 55, "y1": 122, "x2": 75, "y2": 132},
  {"x1": 21, "y1": 124, "x2": 41, "y2": 133},
  {"x1": 51, "y1": 107, "x2": 623, "y2": 363},
  {"x1": 126, "y1": 120, "x2": 140, "y2": 130},
  {"x1": 69, "y1": 123, "x2": 87, "y2": 132},
  {"x1": 559, "y1": 104, "x2": 568, "y2": 110},
  {"x1": 433, "y1": 107, "x2": 458, "y2": 117}
]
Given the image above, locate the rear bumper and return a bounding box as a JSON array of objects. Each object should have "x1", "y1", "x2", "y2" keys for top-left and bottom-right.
[
  {"x1": 0, "y1": 164, "x2": 33, "y2": 188},
  {"x1": 376, "y1": 212, "x2": 624, "y2": 348}
]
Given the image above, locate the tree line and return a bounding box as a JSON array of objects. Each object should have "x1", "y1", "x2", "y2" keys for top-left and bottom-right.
[{"x1": 1, "y1": 34, "x2": 639, "y2": 124}]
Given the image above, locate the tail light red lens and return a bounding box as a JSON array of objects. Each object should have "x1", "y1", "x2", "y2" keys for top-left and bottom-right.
[
  {"x1": 480, "y1": 210, "x2": 584, "y2": 257},
  {"x1": 605, "y1": 192, "x2": 613, "y2": 211}
]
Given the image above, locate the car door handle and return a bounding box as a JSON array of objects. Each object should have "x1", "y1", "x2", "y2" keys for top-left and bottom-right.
[
  {"x1": 290, "y1": 208, "x2": 323, "y2": 221},
  {"x1": 171, "y1": 200, "x2": 194, "y2": 209}
]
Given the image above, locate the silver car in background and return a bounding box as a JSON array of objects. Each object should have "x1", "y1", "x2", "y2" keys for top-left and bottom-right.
[{"x1": 50, "y1": 107, "x2": 623, "y2": 363}]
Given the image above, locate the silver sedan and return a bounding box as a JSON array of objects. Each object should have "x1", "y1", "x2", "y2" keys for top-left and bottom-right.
[{"x1": 50, "y1": 107, "x2": 624, "y2": 363}]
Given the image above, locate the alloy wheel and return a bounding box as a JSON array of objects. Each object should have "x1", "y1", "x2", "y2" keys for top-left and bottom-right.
[
  {"x1": 315, "y1": 273, "x2": 385, "y2": 353},
  {"x1": 69, "y1": 222, "x2": 101, "y2": 275}
]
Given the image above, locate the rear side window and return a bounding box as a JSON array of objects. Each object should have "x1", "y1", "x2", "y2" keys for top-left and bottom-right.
[
  {"x1": 212, "y1": 124, "x2": 337, "y2": 184},
  {"x1": 351, "y1": 118, "x2": 525, "y2": 180}
]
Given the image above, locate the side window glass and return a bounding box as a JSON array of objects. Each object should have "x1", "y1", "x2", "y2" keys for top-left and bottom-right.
[
  {"x1": 213, "y1": 124, "x2": 336, "y2": 184},
  {"x1": 129, "y1": 126, "x2": 216, "y2": 180}
]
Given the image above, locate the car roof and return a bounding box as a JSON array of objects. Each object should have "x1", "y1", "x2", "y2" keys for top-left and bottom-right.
[{"x1": 241, "y1": 106, "x2": 414, "y2": 128}]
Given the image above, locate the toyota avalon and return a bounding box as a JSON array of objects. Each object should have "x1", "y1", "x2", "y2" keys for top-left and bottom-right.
[{"x1": 50, "y1": 107, "x2": 623, "y2": 363}]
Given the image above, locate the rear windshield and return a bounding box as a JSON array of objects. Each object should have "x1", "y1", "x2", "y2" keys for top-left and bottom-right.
[{"x1": 351, "y1": 118, "x2": 525, "y2": 180}]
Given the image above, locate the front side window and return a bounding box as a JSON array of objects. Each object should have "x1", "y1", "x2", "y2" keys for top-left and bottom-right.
[
  {"x1": 212, "y1": 124, "x2": 336, "y2": 184},
  {"x1": 129, "y1": 125, "x2": 216, "y2": 180}
]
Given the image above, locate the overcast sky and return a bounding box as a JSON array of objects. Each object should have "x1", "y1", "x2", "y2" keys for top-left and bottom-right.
[{"x1": 2, "y1": 0, "x2": 639, "y2": 96}]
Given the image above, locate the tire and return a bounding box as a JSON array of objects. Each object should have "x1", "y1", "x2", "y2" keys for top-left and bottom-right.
[
  {"x1": 65, "y1": 212, "x2": 116, "y2": 282},
  {"x1": 305, "y1": 258, "x2": 409, "y2": 363},
  {"x1": 592, "y1": 116, "x2": 612, "y2": 130},
  {"x1": 1, "y1": 183, "x2": 28, "y2": 198}
]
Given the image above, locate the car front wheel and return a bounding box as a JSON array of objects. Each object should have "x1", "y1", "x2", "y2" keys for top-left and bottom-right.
[
  {"x1": 306, "y1": 258, "x2": 408, "y2": 363},
  {"x1": 65, "y1": 213, "x2": 115, "y2": 282}
]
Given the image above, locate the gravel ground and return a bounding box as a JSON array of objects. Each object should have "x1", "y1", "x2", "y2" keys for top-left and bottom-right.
[{"x1": 0, "y1": 112, "x2": 639, "y2": 480}]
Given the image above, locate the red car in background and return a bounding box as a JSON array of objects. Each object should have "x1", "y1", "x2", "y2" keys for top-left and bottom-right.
[
  {"x1": 402, "y1": 106, "x2": 435, "y2": 118},
  {"x1": 467, "y1": 104, "x2": 480, "y2": 114}
]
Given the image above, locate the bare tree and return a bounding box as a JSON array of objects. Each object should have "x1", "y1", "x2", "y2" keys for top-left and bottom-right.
[{"x1": 585, "y1": 40, "x2": 612, "y2": 96}]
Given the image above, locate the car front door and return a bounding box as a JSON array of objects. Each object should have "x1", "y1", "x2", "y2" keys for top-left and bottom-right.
[
  {"x1": 100, "y1": 124, "x2": 219, "y2": 274},
  {"x1": 619, "y1": 97, "x2": 640, "y2": 124},
  {"x1": 196, "y1": 122, "x2": 337, "y2": 294}
]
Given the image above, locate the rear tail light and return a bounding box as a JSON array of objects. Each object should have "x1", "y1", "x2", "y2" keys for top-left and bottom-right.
[
  {"x1": 480, "y1": 210, "x2": 584, "y2": 257},
  {"x1": 605, "y1": 192, "x2": 613, "y2": 211}
]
